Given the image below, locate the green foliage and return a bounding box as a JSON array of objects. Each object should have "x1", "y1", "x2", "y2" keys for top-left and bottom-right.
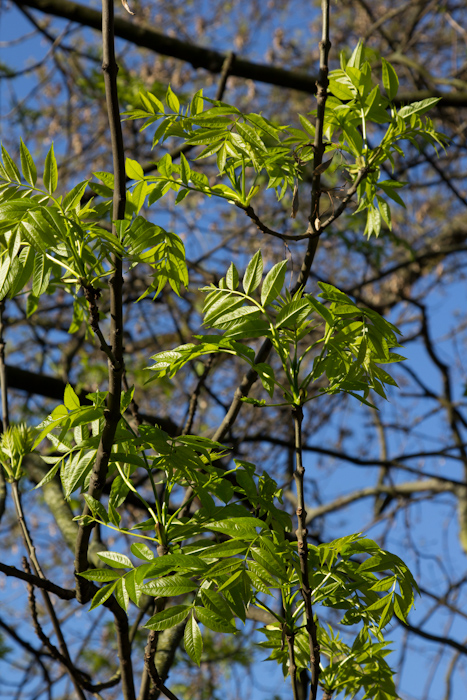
[
  {"x1": 0, "y1": 42, "x2": 446, "y2": 700},
  {"x1": 149, "y1": 251, "x2": 403, "y2": 407},
  {"x1": 0, "y1": 423, "x2": 37, "y2": 481},
  {"x1": 122, "y1": 50, "x2": 446, "y2": 237}
]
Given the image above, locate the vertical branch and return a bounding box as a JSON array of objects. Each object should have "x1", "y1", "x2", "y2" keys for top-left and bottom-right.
[
  {"x1": 211, "y1": 2, "x2": 331, "y2": 446},
  {"x1": 75, "y1": 0, "x2": 127, "y2": 591},
  {"x1": 0, "y1": 299, "x2": 8, "y2": 521},
  {"x1": 0, "y1": 299, "x2": 9, "y2": 431},
  {"x1": 291, "y1": 13, "x2": 330, "y2": 690},
  {"x1": 292, "y1": 405, "x2": 320, "y2": 700},
  {"x1": 297, "y1": 0, "x2": 331, "y2": 286},
  {"x1": 73, "y1": 3, "x2": 135, "y2": 700}
]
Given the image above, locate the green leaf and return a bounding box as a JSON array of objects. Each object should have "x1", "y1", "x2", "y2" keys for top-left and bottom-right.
[
  {"x1": 1, "y1": 147, "x2": 21, "y2": 182},
  {"x1": 185, "y1": 613, "x2": 203, "y2": 665},
  {"x1": 89, "y1": 581, "x2": 117, "y2": 610},
  {"x1": 130, "y1": 542, "x2": 155, "y2": 562},
  {"x1": 243, "y1": 251, "x2": 263, "y2": 294},
  {"x1": 166, "y1": 86, "x2": 180, "y2": 113},
  {"x1": 43, "y1": 144, "x2": 58, "y2": 195},
  {"x1": 194, "y1": 606, "x2": 236, "y2": 633},
  {"x1": 204, "y1": 517, "x2": 265, "y2": 538},
  {"x1": 347, "y1": 41, "x2": 364, "y2": 69},
  {"x1": 145, "y1": 605, "x2": 192, "y2": 631},
  {"x1": 261, "y1": 260, "x2": 287, "y2": 307},
  {"x1": 62, "y1": 449, "x2": 96, "y2": 498},
  {"x1": 79, "y1": 569, "x2": 120, "y2": 583},
  {"x1": 398, "y1": 98, "x2": 441, "y2": 119},
  {"x1": 114, "y1": 577, "x2": 130, "y2": 611},
  {"x1": 200, "y1": 540, "x2": 248, "y2": 558},
  {"x1": 83, "y1": 494, "x2": 109, "y2": 523},
  {"x1": 376, "y1": 195, "x2": 392, "y2": 230},
  {"x1": 378, "y1": 596, "x2": 394, "y2": 630},
  {"x1": 63, "y1": 181, "x2": 88, "y2": 211},
  {"x1": 64, "y1": 384, "x2": 80, "y2": 411},
  {"x1": 378, "y1": 181, "x2": 406, "y2": 208},
  {"x1": 236, "y1": 122, "x2": 267, "y2": 152},
  {"x1": 275, "y1": 299, "x2": 310, "y2": 329},
  {"x1": 125, "y1": 158, "x2": 145, "y2": 181},
  {"x1": 217, "y1": 143, "x2": 227, "y2": 173},
  {"x1": 254, "y1": 362, "x2": 275, "y2": 397},
  {"x1": 140, "y1": 574, "x2": 198, "y2": 596},
  {"x1": 381, "y1": 58, "x2": 399, "y2": 101},
  {"x1": 298, "y1": 114, "x2": 315, "y2": 137},
  {"x1": 215, "y1": 305, "x2": 258, "y2": 326},
  {"x1": 329, "y1": 77, "x2": 355, "y2": 101},
  {"x1": 19, "y1": 140, "x2": 37, "y2": 186},
  {"x1": 200, "y1": 588, "x2": 234, "y2": 620},
  {"x1": 179, "y1": 152, "x2": 191, "y2": 185},
  {"x1": 31, "y1": 254, "x2": 51, "y2": 297},
  {"x1": 97, "y1": 551, "x2": 134, "y2": 569},
  {"x1": 226, "y1": 262, "x2": 239, "y2": 291}
]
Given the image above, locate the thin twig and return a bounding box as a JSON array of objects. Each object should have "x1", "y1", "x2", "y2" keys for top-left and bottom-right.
[
  {"x1": 182, "y1": 356, "x2": 214, "y2": 436},
  {"x1": 238, "y1": 203, "x2": 321, "y2": 242},
  {"x1": 23, "y1": 557, "x2": 89, "y2": 699},
  {"x1": 10, "y1": 476, "x2": 87, "y2": 700}
]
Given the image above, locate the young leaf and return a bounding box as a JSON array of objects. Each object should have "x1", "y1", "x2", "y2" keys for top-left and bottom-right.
[
  {"x1": 166, "y1": 86, "x2": 180, "y2": 113},
  {"x1": 125, "y1": 158, "x2": 145, "y2": 181},
  {"x1": 275, "y1": 299, "x2": 310, "y2": 329},
  {"x1": 64, "y1": 384, "x2": 80, "y2": 411},
  {"x1": 243, "y1": 251, "x2": 263, "y2": 295},
  {"x1": 63, "y1": 181, "x2": 89, "y2": 212},
  {"x1": 184, "y1": 613, "x2": 203, "y2": 665},
  {"x1": 261, "y1": 260, "x2": 287, "y2": 307},
  {"x1": 97, "y1": 551, "x2": 134, "y2": 569},
  {"x1": 83, "y1": 494, "x2": 109, "y2": 524},
  {"x1": 145, "y1": 605, "x2": 192, "y2": 631},
  {"x1": 226, "y1": 262, "x2": 239, "y2": 291},
  {"x1": 43, "y1": 144, "x2": 58, "y2": 194},
  {"x1": 89, "y1": 581, "x2": 118, "y2": 610},
  {"x1": 194, "y1": 606, "x2": 236, "y2": 633},
  {"x1": 130, "y1": 542, "x2": 155, "y2": 562},
  {"x1": 62, "y1": 450, "x2": 96, "y2": 498},
  {"x1": 179, "y1": 152, "x2": 191, "y2": 185},
  {"x1": 140, "y1": 574, "x2": 198, "y2": 596},
  {"x1": 19, "y1": 140, "x2": 37, "y2": 186},
  {"x1": 78, "y1": 569, "x2": 120, "y2": 583},
  {"x1": 381, "y1": 58, "x2": 399, "y2": 101},
  {"x1": 31, "y1": 254, "x2": 51, "y2": 297}
]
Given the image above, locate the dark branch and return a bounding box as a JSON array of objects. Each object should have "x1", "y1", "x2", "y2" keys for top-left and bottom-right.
[{"x1": 16, "y1": 0, "x2": 467, "y2": 107}]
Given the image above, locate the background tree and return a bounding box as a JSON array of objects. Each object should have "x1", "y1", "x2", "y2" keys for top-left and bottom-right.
[{"x1": 0, "y1": 1, "x2": 466, "y2": 699}]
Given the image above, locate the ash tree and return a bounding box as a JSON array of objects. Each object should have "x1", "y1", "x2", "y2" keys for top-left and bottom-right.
[{"x1": 0, "y1": 1, "x2": 465, "y2": 700}]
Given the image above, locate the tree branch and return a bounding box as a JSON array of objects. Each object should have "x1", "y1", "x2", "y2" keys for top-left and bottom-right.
[
  {"x1": 143, "y1": 631, "x2": 182, "y2": 700},
  {"x1": 15, "y1": 0, "x2": 467, "y2": 107},
  {"x1": 0, "y1": 561, "x2": 76, "y2": 599}
]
